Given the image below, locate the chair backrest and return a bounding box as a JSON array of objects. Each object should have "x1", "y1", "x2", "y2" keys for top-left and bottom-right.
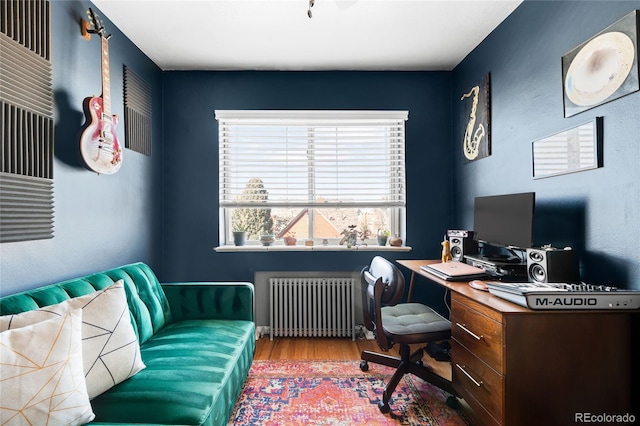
[{"x1": 360, "y1": 256, "x2": 405, "y2": 349}]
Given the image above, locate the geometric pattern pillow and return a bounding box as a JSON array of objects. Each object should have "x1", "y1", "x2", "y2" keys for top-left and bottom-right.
[
  {"x1": 0, "y1": 309, "x2": 96, "y2": 425},
  {"x1": 0, "y1": 280, "x2": 145, "y2": 399}
]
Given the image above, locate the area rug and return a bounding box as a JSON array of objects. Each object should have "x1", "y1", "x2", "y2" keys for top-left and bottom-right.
[{"x1": 228, "y1": 360, "x2": 470, "y2": 425}]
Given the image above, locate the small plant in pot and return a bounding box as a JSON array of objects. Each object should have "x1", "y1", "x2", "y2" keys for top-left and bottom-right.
[
  {"x1": 377, "y1": 229, "x2": 390, "y2": 246},
  {"x1": 359, "y1": 226, "x2": 372, "y2": 247},
  {"x1": 283, "y1": 232, "x2": 297, "y2": 246},
  {"x1": 259, "y1": 225, "x2": 275, "y2": 246},
  {"x1": 339, "y1": 225, "x2": 359, "y2": 248},
  {"x1": 260, "y1": 234, "x2": 275, "y2": 246},
  {"x1": 232, "y1": 224, "x2": 247, "y2": 246}
]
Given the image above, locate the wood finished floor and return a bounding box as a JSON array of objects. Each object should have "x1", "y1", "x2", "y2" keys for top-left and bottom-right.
[{"x1": 254, "y1": 337, "x2": 452, "y2": 381}]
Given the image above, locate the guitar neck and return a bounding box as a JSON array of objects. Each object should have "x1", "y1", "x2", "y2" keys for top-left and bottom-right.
[{"x1": 101, "y1": 36, "x2": 111, "y2": 118}]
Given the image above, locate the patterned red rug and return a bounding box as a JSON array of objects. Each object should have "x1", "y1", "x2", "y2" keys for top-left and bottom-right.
[{"x1": 228, "y1": 360, "x2": 470, "y2": 425}]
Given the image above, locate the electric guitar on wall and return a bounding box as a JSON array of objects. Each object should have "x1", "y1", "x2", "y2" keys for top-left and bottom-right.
[{"x1": 80, "y1": 8, "x2": 122, "y2": 174}]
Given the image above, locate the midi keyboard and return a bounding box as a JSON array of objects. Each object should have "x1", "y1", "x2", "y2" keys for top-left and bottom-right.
[{"x1": 486, "y1": 281, "x2": 640, "y2": 310}]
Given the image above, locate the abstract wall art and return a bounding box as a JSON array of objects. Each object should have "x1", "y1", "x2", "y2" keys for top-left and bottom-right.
[{"x1": 563, "y1": 10, "x2": 639, "y2": 117}]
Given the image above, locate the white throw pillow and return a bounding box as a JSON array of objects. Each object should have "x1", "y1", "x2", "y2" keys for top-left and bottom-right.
[
  {"x1": 0, "y1": 280, "x2": 145, "y2": 398},
  {"x1": 0, "y1": 309, "x2": 95, "y2": 426}
]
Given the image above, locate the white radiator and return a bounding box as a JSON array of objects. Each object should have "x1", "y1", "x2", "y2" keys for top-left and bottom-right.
[{"x1": 269, "y1": 277, "x2": 356, "y2": 341}]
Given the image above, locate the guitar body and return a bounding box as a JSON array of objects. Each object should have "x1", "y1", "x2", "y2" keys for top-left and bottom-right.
[{"x1": 80, "y1": 95, "x2": 122, "y2": 174}]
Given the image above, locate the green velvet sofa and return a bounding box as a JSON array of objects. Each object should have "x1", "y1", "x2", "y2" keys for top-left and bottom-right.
[{"x1": 0, "y1": 262, "x2": 255, "y2": 425}]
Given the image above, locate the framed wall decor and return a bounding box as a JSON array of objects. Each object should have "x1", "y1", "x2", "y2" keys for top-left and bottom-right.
[
  {"x1": 562, "y1": 10, "x2": 639, "y2": 117},
  {"x1": 460, "y1": 73, "x2": 491, "y2": 162},
  {"x1": 532, "y1": 117, "x2": 603, "y2": 179}
]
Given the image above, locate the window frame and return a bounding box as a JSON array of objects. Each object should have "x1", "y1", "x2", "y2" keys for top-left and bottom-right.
[{"x1": 216, "y1": 110, "x2": 408, "y2": 247}]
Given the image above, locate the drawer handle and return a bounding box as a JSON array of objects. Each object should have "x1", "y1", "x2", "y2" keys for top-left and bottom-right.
[
  {"x1": 456, "y1": 322, "x2": 483, "y2": 340},
  {"x1": 456, "y1": 363, "x2": 484, "y2": 387}
]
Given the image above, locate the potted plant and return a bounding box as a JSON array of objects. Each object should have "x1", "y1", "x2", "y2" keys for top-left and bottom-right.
[
  {"x1": 259, "y1": 234, "x2": 275, "y2": 246},
  {"x1": 389, "y1": 233, "x2": 403, "y2": 247},
  {"x1": 359, "y1": 226, "x2": 372, "y2": 247},
  {"x1": 339, "y1": 225, "x2": 358, "y2": 248},
  {"x1": 377, "y1": 229, "x2": 390, "y2": 246},
  {"x1": 283, "y1": 232, "x2": 297, "y2": 246},
  {"x1": 232, "y1": 225, "x2": 247, "y2": 246},
  {"x1": 259, "y1": 223, "x2": 275, "y2": 246}
]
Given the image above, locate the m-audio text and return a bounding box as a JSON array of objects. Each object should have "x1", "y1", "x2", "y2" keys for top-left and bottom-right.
[{"x1": 535, "y1": 297, "x2": 598, "y2": 307}]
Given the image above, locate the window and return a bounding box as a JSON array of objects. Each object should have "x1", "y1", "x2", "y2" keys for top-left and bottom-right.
[{"x1": 216, "y1": 110, "x2": 407, "y2": 246}]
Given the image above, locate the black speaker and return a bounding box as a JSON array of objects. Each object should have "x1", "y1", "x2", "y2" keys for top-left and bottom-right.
[
  {"x1": 447, "y1": 230, "x2": 478, "y2": 262},
  {"x1": 526, "y1": 248, "x2": 579, "y2": 283}
]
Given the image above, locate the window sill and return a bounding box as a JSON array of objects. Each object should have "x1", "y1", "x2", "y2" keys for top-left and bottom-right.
[{"x1": 214, "y1": 244, "x2": 412, "y2": 252}]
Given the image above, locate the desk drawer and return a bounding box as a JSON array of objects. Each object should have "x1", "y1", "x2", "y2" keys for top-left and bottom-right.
[
  {"x1": 452, "y1": 298, "x2": 503, "y2": 372},
  {"x1": 452, "y1": 340, "x2": 504, "y2": 424}
]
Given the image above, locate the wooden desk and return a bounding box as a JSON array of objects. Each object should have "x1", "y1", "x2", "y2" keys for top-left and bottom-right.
[{"x1": 398, "y1": 260, "x2": 633, "y2": 426}]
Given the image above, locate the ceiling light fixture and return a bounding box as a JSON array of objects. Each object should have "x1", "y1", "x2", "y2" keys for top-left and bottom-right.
[{"x1": 308, "y1": 0, "x2": 315, "y2": 18}]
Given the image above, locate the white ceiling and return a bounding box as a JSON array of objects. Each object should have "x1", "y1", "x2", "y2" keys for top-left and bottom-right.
[{"x1": 91, "y1": 0, "x2": 522, "y2": 71}]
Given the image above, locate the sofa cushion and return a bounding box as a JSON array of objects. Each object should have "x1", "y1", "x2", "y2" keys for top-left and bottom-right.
[
  {"x1": 90, "y1": 319, "x2": 255, "y2": 425},
  {"x1": 0, "y1": 281, "x2": 146, "y2": 399},
  {"x1": 0, "y1": 309, "x2": 95, "y2": 426}
]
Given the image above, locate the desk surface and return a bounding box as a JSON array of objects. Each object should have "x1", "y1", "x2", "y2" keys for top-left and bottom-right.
[{"x1": 398, "y1": 259, "x2": 538, "y2": 314}]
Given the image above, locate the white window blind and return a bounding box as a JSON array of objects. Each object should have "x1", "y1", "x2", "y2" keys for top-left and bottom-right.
[{"x1": 216, "y1": 110, "x2": 407, "y2": 209}]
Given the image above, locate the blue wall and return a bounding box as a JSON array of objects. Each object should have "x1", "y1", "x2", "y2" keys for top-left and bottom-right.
[
  {"x1": 452, "y1": 1, "x2": 640, "y2": 289},
  {"x1": 3, "y1": 0, "x2": 640, "y2": 299},
  {"x1": 0, "y1": 0, "x2": 163, "y2": 296},
  {"x1": 161, "y1": 71, "x2": 453, "y2": 305}
]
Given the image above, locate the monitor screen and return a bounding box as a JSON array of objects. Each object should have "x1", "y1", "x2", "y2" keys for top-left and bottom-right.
[{"x1": 473, "y1": 192, "x2": 535, "y2": 249}]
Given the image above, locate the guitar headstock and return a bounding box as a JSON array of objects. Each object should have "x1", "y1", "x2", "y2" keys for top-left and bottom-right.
[{"x1": 86, "y1": 8, "x2": 110, "y2": 39}]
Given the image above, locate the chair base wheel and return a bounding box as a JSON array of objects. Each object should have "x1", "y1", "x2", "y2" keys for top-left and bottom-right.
[
  {"x1": 360, "y1": 360, "x2": 369, "y2": 371},
  {"x1": 378, "y1": 401, "x2": 390, "y2": 414},
  {"x1": 446, "y1": 395, "x2": 459, "y2": 409}
]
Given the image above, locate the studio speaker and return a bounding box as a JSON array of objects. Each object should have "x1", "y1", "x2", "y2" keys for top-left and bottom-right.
[
  {"x1": 526, "y1": 248, "x2": 579, "y2": 283},
  {"x1": 447, "y1": 230, "x2": 478, "y2": 262}
]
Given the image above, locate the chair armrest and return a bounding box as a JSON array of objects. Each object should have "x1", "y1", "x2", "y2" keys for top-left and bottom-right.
[{"x1": 161, "y1": 282, "x2": 255, "y2": 322}]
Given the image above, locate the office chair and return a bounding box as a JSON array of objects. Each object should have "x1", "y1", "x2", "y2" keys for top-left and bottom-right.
[{"x1": 359, "y1": 256, "x2": 458, "y2": 413}]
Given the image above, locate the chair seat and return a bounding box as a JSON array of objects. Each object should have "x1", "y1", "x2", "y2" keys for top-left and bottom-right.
[{"x1": 381, "y1": 302, "x2": 450, "y2": 335}]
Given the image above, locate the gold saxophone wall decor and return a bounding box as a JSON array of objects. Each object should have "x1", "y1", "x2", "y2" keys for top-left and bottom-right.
[{"x1": 460, "y1": 73, "x2": 491, "y2": 162}]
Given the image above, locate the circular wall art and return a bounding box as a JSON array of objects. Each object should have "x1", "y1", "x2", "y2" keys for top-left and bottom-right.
[{"x1": 564, "y1": 31, "x2": 635, "y2": 107}]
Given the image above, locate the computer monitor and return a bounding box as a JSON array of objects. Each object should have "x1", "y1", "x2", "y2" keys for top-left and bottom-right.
[{"x1": 473, "y1": 192, "x2": 535, "y2": 250}]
